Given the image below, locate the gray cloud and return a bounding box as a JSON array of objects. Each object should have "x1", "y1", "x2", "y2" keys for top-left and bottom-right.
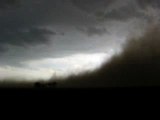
[
  {"x1": 77, "y1": 26, "x2": 108, "y2": 36},
  {"x1": 103, "y1": 5, "x2": 143, "y2": 21},
  {"x1": 0, "y1": 27, "x2": 56, "y2": 47},
  {"x1": 137, "y1": 0, "x2": 160, "y2": 8},
  {"x1": 0, "y1": 0, "x2": 160, "y2": 80},
  {"x1": 71, "y1": 0, "x2": 114, "y2": 13},
  {"x1": 0, "y1": 0, "x2": 56, "y2": 51},
  {"x1": 0, "y1": 0, "x2": 96, "y2": 49},
  {"x1": 0, "y1": 0, "x2": 19, "y2": 9},
  {"x1": 72, "y1": 0, "x2": 160, "y2": 22}
]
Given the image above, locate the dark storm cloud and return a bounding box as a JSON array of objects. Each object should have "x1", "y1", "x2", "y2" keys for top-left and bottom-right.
[
  {"x1": 103, "y1": 5, "x2": 143, "y2": 21},
  {"x1": 86, "y1": 27, "x2": 108, "y2": 36},
  {"x1": 71, "y1": 0, "x2": 114, "y2": 13},
  {"x1": 95, "y1": 1, "x2": 151, "y2": 22},
  {"x1": 72, "y1": 0, "x2": 160, "y2": 22},
  {"x1": 1, "y1": 0, "x2": 159, "y2": 51},
  {"x1": 0, "y1": 0, "x2": 19, "y2": 9},
  {"x1": 0, "y1": 0, "x2": 63, "y2": 66},
  {"x1": 0, "y1": 0, "x2": 97, "y2": 51},
  {"x1": 0, "y1": 0, "x2": 153, "y2": 52},
  {"x1": 0, "y1": 0, "x2": 160, "y2": 83},
  {"x1": 0, "y1": 0, "x2": 160, "y2": 67},
  {"x1": 77, "y1": 26, "x2": 108, "y2": 36},
  {"x1": 0, "y1": 0, "x2": 57, "y2": 50},
  {"x1": 49, "y1": 25, "x2": 160, "y2": 88},
  {"x1": 0, "y1": 45, "x2": 7, "y2": 53},
  {"x1": 137, "y1": 0, "x2": 160, "y2": 8},
  {"x1": 0, "y1": 27, "x2": 56, "y2": 46}
]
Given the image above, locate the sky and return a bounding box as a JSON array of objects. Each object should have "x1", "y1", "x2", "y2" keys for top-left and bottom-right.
[{"x1": 0, "y1": 0, "x2": 160, "y2": 81}]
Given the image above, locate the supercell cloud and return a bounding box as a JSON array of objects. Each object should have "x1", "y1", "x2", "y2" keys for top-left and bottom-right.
[{"x1": 0, "y1": 0, "x2": 160, "y2": 81}]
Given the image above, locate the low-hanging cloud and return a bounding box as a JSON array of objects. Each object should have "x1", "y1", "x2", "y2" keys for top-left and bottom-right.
[{"x1": 49, "y1": 24, "x2": 160, "y2": 88}]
